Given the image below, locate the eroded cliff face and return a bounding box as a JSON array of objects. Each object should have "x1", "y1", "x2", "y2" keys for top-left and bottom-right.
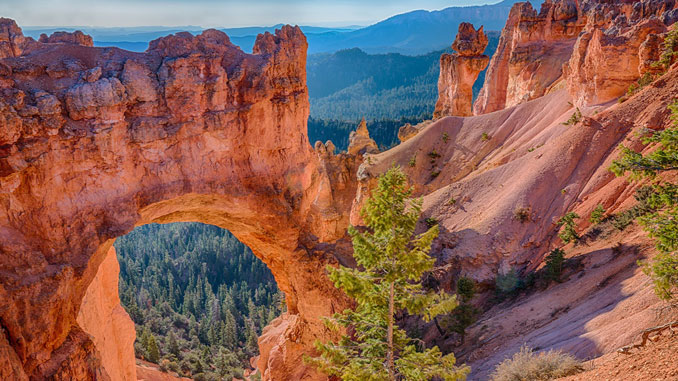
[
  {"x1": 0, "y1": 19, "x2": 354, "y2": 381},
  {"x1": 77, "y1": 246, "x2": 136, "y2": 381},
  {"x1": 433, "y1": 23, "x2": 489, "y2": 118},
  {"x1": 473, "y1": 0, "x2": 678, "y2": 114},
  {"x1": 564, "y1": 1, "x2": 676, "y2": 106},
  {"x1": 473, "y1": 0, "x2": 583, "y2": 115}
]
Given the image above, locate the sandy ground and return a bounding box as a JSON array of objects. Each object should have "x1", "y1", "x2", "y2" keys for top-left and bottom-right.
[
  {"x1": 559, "y1": 330, "x2": 678, "y2": 381},
  {"x1": 136, "y1": 360, "x2": 191, "y2": 381}
]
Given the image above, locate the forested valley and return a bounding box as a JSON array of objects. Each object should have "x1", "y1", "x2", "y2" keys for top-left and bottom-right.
[
  {"x1": 116, "y1": 223, "x2": 282, "y2": 380},
  {"x1": 307, "y1": 33, "x2": 499, "y2": 150}
]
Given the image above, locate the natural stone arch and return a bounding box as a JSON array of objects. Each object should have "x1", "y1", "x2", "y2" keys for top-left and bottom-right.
[{"x1": 0, "y1": 20, "x2": 357, "y2": 380}]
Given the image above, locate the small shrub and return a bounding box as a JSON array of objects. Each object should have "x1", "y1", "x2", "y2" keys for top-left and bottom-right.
[
  {"x1": 544, "y1": 248, "x2": 565, "y2": 282},
  {"x1": 408, "y1": 155, "x2": 416, "y2": 167},
  {"x1": 562, "y1": 108, "x2": 582, "y2": 126},
  {"x1": 495, "y1": 268, "x2": 536, "y2": 300},
  {"x1": 428, "y1": 149, "x2": 441, "y2": 160},
  {"x1": 589, "y1": 204, "x2": 605, "y2": 224},
  {"x1": 439, "y1": 277, "x2": 478, "y2": 344},
  {"x1": 496, "y1": 269, "x2": 520, "y2": 295},
  {"x1": 609, "y1": 186, "x2": 658, "y2": 230},
  {"x1": 557, "y1": 212, "x2": 580, "y2": 244},
  {"x1": 448, "y1": 198, "x2": 457, "y2": 206},
  {"x1": 490, "y1": 345, "x2": 582, "y2": 381},
  {"x1": 626, "y1": 72, "x2": 656, "y2": 97},
  {"x1": 653, "y1": 23, "x2": 678, "y2": 71},
  {"x1": 611, "y1": 210, "x2": 635, "y2": 231},
  {"x1": 560, "y1": 188, "x2": 567, "y2": 194},
  {"x1": 513, "y1": 207, "x2": 531, "y2": 223},
  {"x1": 431, "y1": 170, "x2": 441, "y2": 179},
  {"x1": 527, "y1": 144, "x2": 544, "y2": 153},
  {"x1": 481, "y1": 132, "x2": 491, "y2": 141},
  {"x1": 456, "y1": 276, "x2": 476, "y2": 303},
  {"x1": 442, "y1": 132, "x2": 450, "y2": 143},
  {"x1": 425, "y1": 217, "x2": 438, "y2": 228},
  {"x1": 168, "y1": 361, "x2": 179, "y2": 373},
  {"x1": 159, "y1": 359, "x2": 170, "y2": 373},
  {"x1": 443, "y1": 303, "x2": 478, "y2": 344}
]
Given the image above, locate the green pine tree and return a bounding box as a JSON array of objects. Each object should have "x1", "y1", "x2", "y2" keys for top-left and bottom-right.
[
  {"x1": 168, "y1": 331, "x2": 180, "y2": 358},
  {"x1": 610, "y1": 99, "x2": 678, "y2": 301},
  {"x1": 589, "y1": 204, "x2": 605, "y2": 225},
  {"x1": 307, "y1": 167, "x2": 469, "y2": 381},
  {"x1": 147, "y1": 333, "x2": 161, "y2": 363},
  {"x1": 557, "y1": 212, "x2": 580, "y2": 244}
]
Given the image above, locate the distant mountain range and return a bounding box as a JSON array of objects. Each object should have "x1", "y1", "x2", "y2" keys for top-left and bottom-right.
[
  {"x1": 22, "y1": 0, "x2": 542, "y2": 55},
  {"x1": 305, "y1": 0, "x2": 540, "y2": 55}
]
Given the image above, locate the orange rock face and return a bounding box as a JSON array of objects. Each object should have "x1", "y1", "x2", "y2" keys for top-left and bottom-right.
[
  {"x1": 77, "y1": 247, "x2": 136, "y2": 381},
  {"x1": 347, "y1": 118, "x2": 379, "y2": 155},
  {"x1": 0, "y1": 20, "x2": 354, "y2": 381},
  {"x1": 433, "y1": 23, "x2": 489, "y2": 118},
  {"x1": 473, "y1": 1, "x2": 583, "y2": 115},
  {"x1": 0, "y1": 18, "x2": 39, "y2": 59},
  {"x1": 38, "y1": 31, "x2": 94, "y2": 47},
  {"x1": 564, "y1": 1, "x2": 676, "y2": 106},
  {"x1": 475, "y1": 0, "x2": 677, "y2": 114}
]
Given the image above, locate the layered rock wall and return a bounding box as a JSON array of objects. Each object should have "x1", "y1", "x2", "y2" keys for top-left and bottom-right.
[
  {"x1": 473, "y1": 0, "x2": 583, "y2": 115},
  {"x1": 0, "y1": 20, "x2": 354, "y2": 381},
  {"x1": 564, "y1": 1, "x2": 677, "y2": 106},
  {"x1": 434, "y1": 23, "x2": 489, "y2": 118},
  {"x1": 474, "y1": 0, "x2": 677, "y2": 114},
  {"x1": 77, "y1": 247, "x2": 136, "y2": 381}
]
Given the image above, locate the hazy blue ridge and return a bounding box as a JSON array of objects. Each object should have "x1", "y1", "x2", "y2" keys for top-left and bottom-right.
[{"x1": 22, "y1": 0, "x2": 542, "y2": 54}]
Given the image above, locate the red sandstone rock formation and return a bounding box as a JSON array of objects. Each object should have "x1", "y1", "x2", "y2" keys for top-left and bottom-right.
[
  {"x1": 0, "y1": 18, "x2": 39, "y2": 58},
  {"x1": 564, "y1": 0, "x2": 677, "y2": 106},
  {"x1": 347, "y1": 118, "x2": 379, "y2": 155},
  {"x1": 473, "y1": 0, "x2": 583, "y2": 115},
  {"x1": 0, "y1": 20, "x2": 354, "y2": 381},
  {"x1": 38, "y1": 31, "x2": 93, "y2": 47},
  {"x1": 475, "y1": 0, "x2": 677, "y2": 114},
  {"x1": 77, "y1": 247, "x2": 136, "y2": 381},
  {"x1": 434, "y1": 23, "x2": 489, "y2": 118}
]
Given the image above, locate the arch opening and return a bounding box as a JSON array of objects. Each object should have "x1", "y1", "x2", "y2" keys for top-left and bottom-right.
[{"x1": 78, "y1": 221, "x2": 284, "y2": 380}]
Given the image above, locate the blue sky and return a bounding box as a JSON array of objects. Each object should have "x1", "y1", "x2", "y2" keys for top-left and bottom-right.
[{"x1": 3, "y1": 0, "x2": 503, "y2": 28}]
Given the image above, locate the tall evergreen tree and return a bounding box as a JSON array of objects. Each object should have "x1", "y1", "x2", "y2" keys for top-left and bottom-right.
[
  {"x1": 168, "y1": 331, "x2": 180, "y2": 358},
  {"x1": 307, "y1": 167, "x2": 469, "y2": 380},
  {"x1": 147, "y1": 333, "x2": 160, "y2": 363}
]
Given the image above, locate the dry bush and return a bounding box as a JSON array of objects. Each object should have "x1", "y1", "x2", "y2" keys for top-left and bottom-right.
[
  {"x1": 490, "y1": 345, "x2": 582, "y2": 381},
  {"x1": 513, "y1": 207, "x2": 531, "y2": 223}
]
